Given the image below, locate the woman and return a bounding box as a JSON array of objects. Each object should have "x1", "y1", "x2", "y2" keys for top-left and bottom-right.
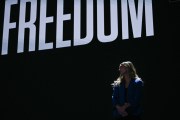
[{"x1": 111, "y1": 61, "x2": 144, "y2": 120}]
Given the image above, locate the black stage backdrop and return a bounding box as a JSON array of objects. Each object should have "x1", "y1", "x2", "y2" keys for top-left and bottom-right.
[{"x1": 0, "y1": 0, "x2": 179, "y2": 120}]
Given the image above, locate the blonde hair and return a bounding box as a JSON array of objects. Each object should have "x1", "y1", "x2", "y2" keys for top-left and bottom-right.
[{"x1": 112, "y1": 61, "x2": 139, "y2": 87}]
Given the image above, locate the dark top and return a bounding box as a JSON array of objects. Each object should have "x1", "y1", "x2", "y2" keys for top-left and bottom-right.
[
  {"x1": 125, "y1": 87, "x2": 128, "y2": 102},
  {"x1": 112, "y1": 78, "x2": 144, "y2": 118}
]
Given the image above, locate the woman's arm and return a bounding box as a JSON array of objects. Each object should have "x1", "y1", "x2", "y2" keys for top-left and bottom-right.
[
  {"x1": 130, "y1": 80, "x2": 144, "y2": 107},
  {"x1": 112, "y1": 86, "x2": 120, "y2": 107}
]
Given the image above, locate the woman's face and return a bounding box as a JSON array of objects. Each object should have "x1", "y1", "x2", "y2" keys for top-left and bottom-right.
[{"x1": 119, "y1": 64, "x2": 127, "y2": 75}]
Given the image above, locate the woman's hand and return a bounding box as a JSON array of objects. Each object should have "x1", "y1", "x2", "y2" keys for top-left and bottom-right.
[
  {"x1": 116, "y1": 105, "x2": 128, "y2": 117},
  {"x1": 121, "y1": 111, "x2": 128, "y2": 117},
  {"x1": 116, "y1": 103, "x2": 130, "y2": 117}
]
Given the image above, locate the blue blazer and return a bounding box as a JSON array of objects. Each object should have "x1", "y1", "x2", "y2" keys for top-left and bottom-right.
[{"x1": 112, "y1": 78, "x2": 144, "y2": 117}]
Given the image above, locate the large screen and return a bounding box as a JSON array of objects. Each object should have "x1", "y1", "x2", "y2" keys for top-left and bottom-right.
[{"x1": 0, "y1": 0, "x2": 178, "y2": 120}]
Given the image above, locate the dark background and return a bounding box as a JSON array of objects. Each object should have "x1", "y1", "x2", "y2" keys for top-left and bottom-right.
[{"x1": 0, "y1": 0, "x2": 179, "y2": 120}]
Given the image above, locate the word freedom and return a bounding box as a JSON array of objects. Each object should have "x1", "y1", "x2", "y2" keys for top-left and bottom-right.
[{"x1": 1, "y1": 0, "x2": 154, "y2": 55}]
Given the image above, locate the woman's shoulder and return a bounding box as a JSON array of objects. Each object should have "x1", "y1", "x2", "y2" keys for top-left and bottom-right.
[{"x1": 133, "y1": 77, "x2": 144, "y2": 86}]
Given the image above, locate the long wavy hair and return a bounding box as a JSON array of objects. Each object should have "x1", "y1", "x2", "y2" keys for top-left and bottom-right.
[{"x1": 111, "y1": 61, "x2": 140, "y2": 87}]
